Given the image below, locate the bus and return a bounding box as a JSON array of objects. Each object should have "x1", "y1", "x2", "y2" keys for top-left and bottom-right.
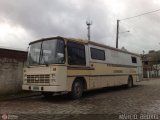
[{"x1": 22, "y1": 36, "x2": 142, "y2": 99}]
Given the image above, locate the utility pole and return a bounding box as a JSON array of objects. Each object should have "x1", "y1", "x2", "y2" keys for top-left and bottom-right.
[
  {"x1": 116, "y1": 20, "x2": 120, "y2": 48},
  {"x1": 86, "y1": 21, "x2": 92, "y2": 40}
]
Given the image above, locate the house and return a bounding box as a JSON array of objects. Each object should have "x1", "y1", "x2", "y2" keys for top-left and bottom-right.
[
  {"x1": 0, "y1": 47, "x2": 27, "y2": 95},
  {"x1": 142, "y1": 50, "x2": 160, "y2": 78}
]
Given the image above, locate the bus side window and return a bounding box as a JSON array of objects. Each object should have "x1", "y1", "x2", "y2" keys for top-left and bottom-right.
[
  {"x1": 131, "y1": 56, "x2": 137, "y2": 63},
  {"x1": 90, "y1": 48, "x2": 105, "y2": 60},
  {"x1": 67, "y1": 41, "x2": 86, "y2": 65}
]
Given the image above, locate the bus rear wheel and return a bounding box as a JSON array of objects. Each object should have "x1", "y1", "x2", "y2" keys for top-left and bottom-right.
[
  {"x1": 127, "y1": 76, "x2": 133, "y2": 88},
  {"x1": 71, "y1": 80, "x2": 83, "y2": 99}
]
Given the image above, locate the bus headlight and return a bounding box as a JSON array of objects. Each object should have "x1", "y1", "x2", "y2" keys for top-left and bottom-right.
[
  {"x1": 23, "y1": 74, "x2": 27, "y2": 83},
  {"x1": 50, "y1": 74, "x2": 56, "y2": 82},
  {"x1": 24, "y1": 74, "x2": 27, "y2": 79}
]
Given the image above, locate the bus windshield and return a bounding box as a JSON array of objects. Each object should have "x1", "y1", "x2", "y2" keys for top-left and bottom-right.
[{"x1": 27, "y1": 39, "x2": 65, "y2": 66}]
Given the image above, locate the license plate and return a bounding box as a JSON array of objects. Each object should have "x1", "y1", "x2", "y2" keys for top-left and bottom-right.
[{"x1": 33, "y1": 86, "x2": 39, "y2": 91}]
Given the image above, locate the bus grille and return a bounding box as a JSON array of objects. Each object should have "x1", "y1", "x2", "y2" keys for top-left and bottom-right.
[{"x1": 27, "y1": 74, "x2": 50, "y2": 83}]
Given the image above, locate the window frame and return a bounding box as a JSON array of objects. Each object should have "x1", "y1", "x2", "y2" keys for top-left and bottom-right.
[
  {"x1": 131, "y1": 56, "x2": 137, "y2": 63},
  {"x1": 67, "y1": 41, "x2": 86, "y2": 66},
  {"x1": 90, "y1": 47, "x2": 106, "y2": 61}
]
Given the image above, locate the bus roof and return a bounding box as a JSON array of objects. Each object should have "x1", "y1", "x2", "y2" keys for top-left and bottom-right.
[
  {"x1": 29, "y1": 36, "x2": 88, "y2": 45},
  {"x1": 29, "y1": 36, "x2": 140, "y2": 57}
]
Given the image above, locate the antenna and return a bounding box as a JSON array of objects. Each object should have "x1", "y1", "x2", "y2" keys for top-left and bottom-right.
[{"x1": 86, "y1": 21, "x2": 92, "y2": 40}]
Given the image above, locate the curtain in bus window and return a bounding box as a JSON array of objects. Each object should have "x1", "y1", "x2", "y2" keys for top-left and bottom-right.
[{"x1": 67, "y1": 42, "x2": 86, "y2": 65}]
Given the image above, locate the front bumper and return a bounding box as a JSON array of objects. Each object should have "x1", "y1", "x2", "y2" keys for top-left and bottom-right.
[{"x1": 22, "y1": 85, "x2": 65, "y2": 92}]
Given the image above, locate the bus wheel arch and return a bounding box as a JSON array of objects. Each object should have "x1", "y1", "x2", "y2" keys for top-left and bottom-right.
[
  {"x1": 70, "y1": 77, "x2": 87, "y2": 99},
  {"x1": 127, "y1": 75, "x2": 133, "y2": 88}
]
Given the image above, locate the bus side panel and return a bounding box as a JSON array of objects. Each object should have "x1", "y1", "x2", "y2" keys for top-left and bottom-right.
[
  {"x1": 89, "y1": 63, "x2": 131, "y2": 88},
  {"x1": 67, "y1": 70, "x2": 90, "y2": 91},
  {"x1": 52, "y1": 66, "x2": 67, "y2": 91},
  {"x1": 89, "y1": 76, "x2": 129, "y2": 89},
  {"x1": 67, "y1": 65, "x2": 139, "y2": 91},
  {"x1": 66, "y1": 77, "x2": 75, "y2": 92}
]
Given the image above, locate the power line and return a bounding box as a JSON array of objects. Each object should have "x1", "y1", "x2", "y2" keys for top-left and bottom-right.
[
  {"x1": 116, "y1": 8, "x2": 160, "y2": 48},
  {"x1": 120, "y1": 8, "x2": 160, "y2": 21},
  {"x1": 116, "y1": 9, "x2": 160, "y2": 48}
]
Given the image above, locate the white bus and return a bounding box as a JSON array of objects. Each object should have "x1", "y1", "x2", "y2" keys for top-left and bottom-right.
[{"x1": 22, "y1": 36, "x2": 142, "y2": 99}]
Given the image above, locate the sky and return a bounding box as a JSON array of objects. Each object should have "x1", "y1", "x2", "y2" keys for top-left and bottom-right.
[{"x1": 0, "y1": 0, "x2": 160, "y2": 54}]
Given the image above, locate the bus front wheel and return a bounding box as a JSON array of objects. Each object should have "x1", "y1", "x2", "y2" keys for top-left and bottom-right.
[{"x1": 71, "y1": 80, "x2": 83, "y2": 99}]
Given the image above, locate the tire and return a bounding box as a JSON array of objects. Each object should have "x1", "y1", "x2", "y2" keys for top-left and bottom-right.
[
  {"x1": 42, "y1": 92, "x2": 53, "y2": 98},
  {"x1": 127, "y1": 76, "x2": 133, "y2": 88},
  {"x1": 71, "y1": 80, "x2": 83, "y2": 99}
]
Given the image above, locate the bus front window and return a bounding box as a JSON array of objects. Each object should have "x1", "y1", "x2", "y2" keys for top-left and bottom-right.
[{"x1": 27, "y1": 39, "x2": 65, "y2": 65}]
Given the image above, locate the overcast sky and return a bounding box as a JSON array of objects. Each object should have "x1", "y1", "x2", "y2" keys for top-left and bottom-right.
[{"x1": 0, "y1": 0, "x2": 160, "y2": 53}]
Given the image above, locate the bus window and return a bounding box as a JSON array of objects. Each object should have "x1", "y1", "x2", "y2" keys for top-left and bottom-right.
[
  {"x1": 67, "y1": 41, "x2": 86, "y2": 65},
  {"x1": 90, "y1": 48, "x2": 105, "y2": 60},
  {"x1": 131, "y1": 56, "x2": 137, "y2": 63}
]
